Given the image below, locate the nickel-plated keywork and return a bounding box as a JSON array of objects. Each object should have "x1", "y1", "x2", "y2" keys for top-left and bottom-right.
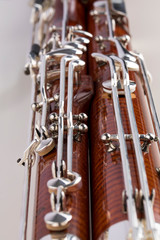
[
  {"x1": 101, "y1": 132, "x2": 158, "y2": 153},
  {"x1": 88, "y1": 1, "x2": 160, "y2": 239},
  {"x1": 91, "y1": 0, "x2": 160, "y2": 147},
  {"x1": 18, "y1": 0, "x2": 93, "y2": 239},
  {"x1": 18, "y1": 0, "x2": 160, "y2": 239}
]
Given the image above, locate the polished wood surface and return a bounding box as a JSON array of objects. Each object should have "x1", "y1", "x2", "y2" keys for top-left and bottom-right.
[
  {"x1": 88, "y1": 2, "x2": 160, "y2": 239},
  {"x1": 28, "y1": 1, "x2": 160, "y2": 239},
  {"x1": 33, "y1": 76, "x2": 93, "y2": 240},
  {"x1": 32, "y1": 1, "x2": 93, "y2": 239}
]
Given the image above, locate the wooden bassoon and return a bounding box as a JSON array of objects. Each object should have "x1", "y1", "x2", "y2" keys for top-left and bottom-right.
[{"x1": 18, "y1": 0, "x2": 160, "y2": 239}]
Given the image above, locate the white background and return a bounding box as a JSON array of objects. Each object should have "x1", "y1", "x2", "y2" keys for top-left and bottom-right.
[{"x1": 0, "y1": 1, "x2": 160, "y2": 239}]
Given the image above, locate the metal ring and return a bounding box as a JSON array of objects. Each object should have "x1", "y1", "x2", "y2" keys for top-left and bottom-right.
[{"x1": 47, "y1": 171, "x2": 82, "y2": 194}]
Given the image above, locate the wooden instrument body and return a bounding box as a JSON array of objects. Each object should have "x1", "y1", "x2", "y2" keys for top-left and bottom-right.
[
  {"x1": 88, "y1": 2, "x2": 160, "y2": 239},
  {"x1": 33, "y1": 76, "x2": 93, "y2": 240},
  {"x1": 32, "y1": 1, "x2": 93, "y2": 239},
  {"x1": 21, "y1": 1, "x2": 160, "y2": 240}
]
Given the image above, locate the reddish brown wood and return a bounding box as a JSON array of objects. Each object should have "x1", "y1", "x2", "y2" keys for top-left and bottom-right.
[
  {"x1": 32, "y1": 1, "x2": 93, "y2": 239},
  {"x1": 88, "y1": 2, "x2": 160, "y2": 239},
  {"x1": 33, "y1": 76, "x2": 93, "y2": 240},
  {"x1": 28, "y1": 1, "x2": 160, "y2": 239}
]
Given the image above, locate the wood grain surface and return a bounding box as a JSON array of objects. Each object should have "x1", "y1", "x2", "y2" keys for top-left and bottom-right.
[
  {"x1": 87, "y1": 1, "x2": 160, "y2": 239},
  {"x1": 32, "y1": 1, "x2": 93, "y2": 239},
  {"x1": 30, "y1": 1, "x2": 160, "y2": 239},
  {"x1": 33, "y1": 76, "x2": 93, "y2": 240}
]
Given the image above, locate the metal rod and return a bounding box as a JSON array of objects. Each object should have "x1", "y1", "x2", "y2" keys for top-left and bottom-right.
[
  {"x1": 67, "y1": 61, "x2": 75, "y2": 172},
  {"x1": 94, "y1": 1, "x2": 137, "y2": 66},
  {"x1": 137, "y1": 55, "x2": 160, "y2": 145},
  {"x1": 111, "y1": 55, "x2": 158, "y2": 239},
  {"x1": 66, "y1": 59, "x2": 83, "y2": 172},
  {"x1": 62, "y1": 0, "x2": 68, "y2": 46},
  {"x1": 94, "y1": 1, "x2": 114, "y2": 38},
  {"x1": 19, "y1": 75, "x2": 37, "y2": 240},
  {"x1": 109, "y1": 56, "x2": 141, "y2": 239},
  {"x1": 57, "y1": 57, "x2": 67, "y2": 178},
  {"x1": 92, "y1": 52, "x2": 141, "y2": 239},
  {"x1": 93, "y1": 1, "x2": 160, "y2": 237},
  {"x1": 40, "y1": 54, "x2": 48, "y2": 129},
  {"x1": 57, "y1": 55, "x2": 78, "y2": 178}
]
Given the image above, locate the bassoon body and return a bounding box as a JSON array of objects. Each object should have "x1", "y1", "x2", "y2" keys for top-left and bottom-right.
[
  {"x1": 88, "y1": 0, "x2": 160, "y2": 239},
  {"x1": 19, "y1": 0, "x2": 93, "y2": 239},
  {"x1": 18, "y1": 0, "x2": 160, "y2": 239}
]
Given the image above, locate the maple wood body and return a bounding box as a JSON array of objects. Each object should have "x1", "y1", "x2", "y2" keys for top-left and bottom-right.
[
  {"x1": 30, "y1": 1, "x2": 160, "y2": 239},
  {"x1": 32, "y1": 1, "x2": 93, "y2": 239},
  {"x1": 88, "y1": 2, "x2": 160, "y2": 239}
]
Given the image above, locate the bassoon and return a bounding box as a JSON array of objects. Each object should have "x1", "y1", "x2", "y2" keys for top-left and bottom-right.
[{"x1": 18, "y1": 0, "x2": 160, "y2": 239}]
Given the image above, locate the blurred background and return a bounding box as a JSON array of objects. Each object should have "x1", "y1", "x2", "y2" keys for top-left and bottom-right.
[{"x1": 0, "y1": 0, "x2": 160, "y2": 239}]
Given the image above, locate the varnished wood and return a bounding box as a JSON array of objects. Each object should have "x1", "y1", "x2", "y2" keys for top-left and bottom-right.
[
  {"x1": 32, "y1": 1, "x2": 93, "y2": 239},
  {"x1": 33, "y1": 76, "x2": 93, "y2": 240},
  {"x1": 26, "y1": 1, "x2": 160, "y2": 239},
  {"x1": 88, "y1": 2, "x2": 160, "y2": 239}
]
